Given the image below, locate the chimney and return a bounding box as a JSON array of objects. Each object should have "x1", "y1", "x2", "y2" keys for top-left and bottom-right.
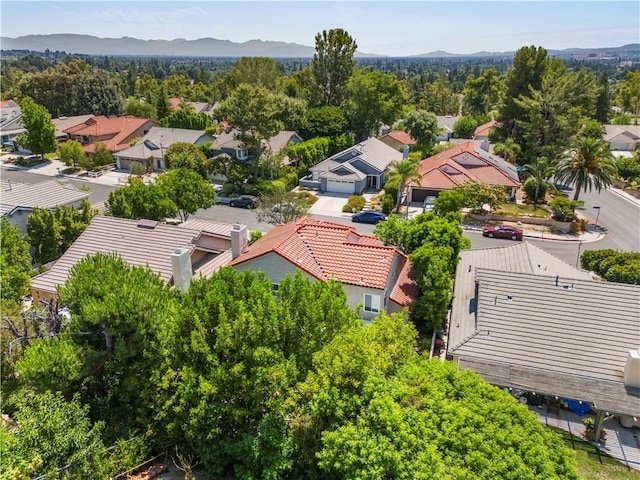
[
  {"x1": 624, "y1": 349, "x2": 640, "y2": 388},
  {"x1": 171, "y1": 246, "x2": 192, "y2": 291},
  {"x1": 480, "y1": 140, "x2": 490, "y2": 152},
  {"x1": 402, "y1": 144, "x2": 410, "y2": 160},
  {"x1": 230, "y1": 223, "x2": 249, "y2": 259}
]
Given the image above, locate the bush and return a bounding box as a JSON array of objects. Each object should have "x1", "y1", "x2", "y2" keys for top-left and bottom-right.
[
  {"x1": 249, "y1": 230, "x2": 263, "y2": 244},
  {"x1": 294, "y1": 191, "x2": 318, "y2": 208},
  {"x1": 342, "y1": 195, "x2": 366, "y2": 213},
  {"x1": 381, "y1": 194, "x2": 394, "y2": 215},
  {"x1": 453, "y1": 116, "x2": 477, "y2": 139},
  {"x1": 616, "y1": 156, "x2": 640, "y2": 181},
  {"x1": 129, "y1": 162, "x2": 146, "y2": 176},
  {"x1": 222, "y1": 183, "x2": 235, "y2": 196},
  {"x1": 581, "y1": 249, "x2": 640, "y2": 284},
  {"x1": 522, "y1": 177, "x2": 548, "y2": 203},
  {"x1": 549, "y1": 195, "x2": 582, "y2": 222},
  {"x1": 569, "y1": 219, "x2": 588, "y2": 234}
]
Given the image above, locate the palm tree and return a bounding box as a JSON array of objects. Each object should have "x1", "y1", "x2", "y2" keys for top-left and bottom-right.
[
  {"x1": 386, "y1": 158, "x2": 422, "y2": 216},
  {"x1": 522, "y1": 157, "x2": 556, "y2": 206},
  {"x1": 556, "y1": 137, "x2": 617, "y2": 201}
]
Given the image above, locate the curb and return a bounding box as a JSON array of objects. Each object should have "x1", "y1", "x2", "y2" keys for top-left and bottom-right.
[{"x1": 608, "y1": 187, "x2": 640, "y2": 207}]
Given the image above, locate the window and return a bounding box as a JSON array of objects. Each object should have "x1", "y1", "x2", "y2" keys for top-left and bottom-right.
[
  {"x1": 237, "y1": 149, "x2": 249, "y2": 160},
  {"x1": 363, "y1": 293, "x2": 381, "y2": 313},
  {"x1": 271, "y1": 283, "x2": 280, "y2": 292}
]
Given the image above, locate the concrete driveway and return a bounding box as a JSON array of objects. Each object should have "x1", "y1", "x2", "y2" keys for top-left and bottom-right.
[{"x1": 308, "y1": 192, "x2": 353, "y2": 218}]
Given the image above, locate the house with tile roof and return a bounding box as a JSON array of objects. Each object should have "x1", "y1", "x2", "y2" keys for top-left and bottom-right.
[
  {"x1": 300, "y1": 137, "x2": 401, "y2": 194},
  {"x1": 447, "y1": 245, "x2": 640, "y2": 433},
  {"x1": 602, "y1": 124, "x2": 640, "y2": 151},
  {"x1": 30, "y1": 216, "x2": 249, "y2": 303},
  {"x1": 112, "y1": 126, "x2": 215, "y2": 172},
  {"x1": 473, "y1": 120, "x2": 497, "y2": 140},
  {"x1": 211, "y1": 128, "x2": 302, "y2": 164},
  {"x1": 63, "y1": 115, "x2": 158, "y2": 154},
  {"x1": 378, "y1": 130, "x2": 417, "y2": 151},
  {"x1": 229, "y1": 217, "x2": 418, "y2": 321},
  {"x1": 51, "y1": 115, "x2": 94, "y2": 143},
  {"x1": 407, "y1": 141, "x2": 520, "y2": 204},
  {"x1": 436, "y1": 115, "x2": 459, "y2": 142},
  {"x1": 1, "y1": 179, "x2": 91, "y2": 234}
]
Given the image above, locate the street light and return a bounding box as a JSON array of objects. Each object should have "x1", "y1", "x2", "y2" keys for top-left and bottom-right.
[{"x1": 593, "y1": 206, "x2": 601, "y2": 228}]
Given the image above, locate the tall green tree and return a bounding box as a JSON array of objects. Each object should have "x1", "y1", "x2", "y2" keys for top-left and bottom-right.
[
  {"x1": 106, "y1": 177, "x2": 178, "y2": 221},
  {"x1": 218, "y1": 57, "x2": 282, "y2": 96},
  {"x1": 386, "y1": 159, "x2": 422, "y2": 213},
  {"x1": 0, "y1": 218, "x2": 32, "y2": 304},
  {"x1": 404, "y1": 109, "x2": 440, "y2": 153},
  {"x1": 556, "y1": 136, "x2": 617, "y2": 201},
  {"x1": 156, "y1": 86, "x2": 172, "y2": 121},
  {"x1": 164, "y1": 141, "x2": 212, "y2": 178},
  {"x1": 462, "y1": 68, "x2": 504, "y2": 118},
  {"x1": 161, "y1": 107, "x2": 214, "y2": 130},
  {"x1": 595, "y1": 72, "x2": 611, "y2": 124},
  {"x1": 124, "y1": 97, "x2": 157, "y2": 119},
  {"x1": 301, "y1": 106, "x2": 349, "y2": 139},
  {"x1": 92, "y1": 142, "x2": 115, "y2": 167},
  {"x1": 156, "y1": 168, "x2": 216, "y2": 222},
  {"x1": 59, "y1": 139, "x2": 86, "y2": 170},
  {"x1": 522, "y1": 157, "x2": 556, "y2": 206},
  {"x1": 217, "y1": 84, "x2": 284, "y2": 181},
  {"x1": 498, "y1": 45, "x2": 548, "y2": 140},
  {"x1": 418, "y1": 78, "x2": 460, "y2": 116},
  {"x1": 615, "y1": 71, "x2": 640, "y2": 125},
  {"x1": 344, "y1": 68, "x2": 407, "y2": 141},
  {"x1": 311, "y1": 28, "x2": 358, "y2": 107},
  {"x1": 493, "y1": 137, "x2": 522, "y2": 164},
  {"x1": 156, "y1": 268, "x2": 359, "y2": 477},
  {"x1": 17, "y1": 97, "x2": 56, "y2": 157},
  {"x1": 452, "y1": 115, "x2": 477, "y2": 139}
]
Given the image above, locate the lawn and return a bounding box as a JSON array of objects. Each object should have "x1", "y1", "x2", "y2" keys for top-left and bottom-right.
[
  {"x1": 548, "y1": 426, "x2": 640, "y2": 480},
  {"x1": 494, "y1": 202, "x2": 550, "y2": 218}
]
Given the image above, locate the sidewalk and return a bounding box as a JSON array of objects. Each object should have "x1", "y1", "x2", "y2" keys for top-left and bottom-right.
[{"x1": 0, "y1": 155, "x2": 156, "y2": 187}]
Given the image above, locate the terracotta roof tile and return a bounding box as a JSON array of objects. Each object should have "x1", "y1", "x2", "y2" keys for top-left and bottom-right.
[
  {"x1": 474, "y1": 120, "x2": 497, "y2": 137},
  {"x1": 385, "y1": 130, "x2": 416, "y2": 145},
  {"x1": 64, "y1": 115, "x2": 156, "y2": 153},
  {"x1": 409, "y1": 141, "x2": 519, "y2": 189},
  {"x1": 168, "y1": 98, "x2": 182, "y2": 110},
  {"x1": 390, "y1": 257, "x2": 419, "y2": 307},
  {"x1": 231, "y1": 217, "x2": 402, "y2": 289}
]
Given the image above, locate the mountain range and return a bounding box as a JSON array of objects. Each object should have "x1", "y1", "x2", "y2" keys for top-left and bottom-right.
[{"x1": 1, "y1": 34, "x2": 638, "y2": 59}]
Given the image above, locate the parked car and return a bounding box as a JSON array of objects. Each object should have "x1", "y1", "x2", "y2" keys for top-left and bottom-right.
[
  {"x1": 229, "y1": 195, "x2": 258, "y2": 208},
  {"x1": 482, "y1": 225, "x2": 523, "y2": 241},
  {"x1": 423, "y1": 196, "x2": 437, "y2": 212},
  {"x1": 351, "y1": 211, "x2": 387, "y2": 224}
]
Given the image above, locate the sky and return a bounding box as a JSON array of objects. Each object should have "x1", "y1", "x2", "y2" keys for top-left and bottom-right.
[{"x1": 1, "y1": 1, "x2": 638, "y2": 57}]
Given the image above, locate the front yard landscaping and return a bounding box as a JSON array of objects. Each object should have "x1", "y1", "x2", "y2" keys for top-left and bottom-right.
[{"x1": 493, "y1": 202, "x2": 550, "y2": 218}]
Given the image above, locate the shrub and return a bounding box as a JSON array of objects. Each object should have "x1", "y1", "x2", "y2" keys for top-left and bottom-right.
[
  {"x1": 453, "y1": 116, "x2": 477, "y2": 139},
  {"x1": 222, "y1": 183, "x2": 234, "y2": 196},
  {"x1": 381, "y1": 194, "x2": 394, "y2": 215},
  {"x1": 342, "y1": 195, "x2": 366, "y2": 213},
  {"x1": 249, "y1": 230, "x2": 263, "y2": 244},
  {"x1": 129, "y1": 162, "x2": 146, "y2": 176},
  {"x1": 549, "y1": 196, "x2": 582, "y2": 222},
  {"x1": 294, "y1": 191, "x2": 318, "y2": 207},
  {"x1": 522, "y1": 177, "x2": 548, "y2": 203},
  {"x1": 616, "y1": 156, "x2": 640, "y2": 181},
  {"x1": 569, "y1": 219, "x2": 588, "y2": 234}
]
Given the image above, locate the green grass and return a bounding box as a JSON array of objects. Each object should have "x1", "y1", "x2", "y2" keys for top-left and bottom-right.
[
  {"x1": 548, "y1": 426, "x2": 640, "y2": 480},
  {"x1": 494, "y1": 202, "x2": 550, "y2": 218}
]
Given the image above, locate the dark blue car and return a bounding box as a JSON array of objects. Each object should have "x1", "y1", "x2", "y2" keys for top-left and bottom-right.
[{"x1": 351, "y1": 211, "x2": 387, "y2": 224}]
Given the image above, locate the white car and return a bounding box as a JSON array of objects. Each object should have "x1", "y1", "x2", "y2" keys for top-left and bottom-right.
[{"x1": 423, "y1": 196, "x2": 437, "y2": 212}]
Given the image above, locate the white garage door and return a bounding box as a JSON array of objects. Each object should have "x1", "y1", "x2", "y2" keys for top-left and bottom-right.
[{"x1": 327, "y1": 179, "x2": 355, "y2": 194}]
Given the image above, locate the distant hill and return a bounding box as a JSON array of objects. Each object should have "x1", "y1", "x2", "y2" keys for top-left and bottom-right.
[
  {"x1": 0, "y1": 34, "x2": 637, "y2": 59},
  {"x1": 412, "y1": 44, "x2": 640, "y2": 58},
  {"x1": 0, "y1": 34, "x2": 381, "y2": 58}
]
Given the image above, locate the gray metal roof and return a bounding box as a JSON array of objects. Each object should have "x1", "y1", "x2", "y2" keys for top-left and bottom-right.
[
  {"x1": 310, "y1": 137, "x2": 401, "y2": 176},
  {"x1": 448, "y1": 242, "x2": 593, "y2": 353},
  {"x1": 1, "y1": 179, "x2": 90, "y2": 211},
  {"x1": 112, "y1": 127, "x2": 210, "y2": 161},
  {"x1": 30, "y1": 216, "x2": 235, "y2": 295},
  {"x1": 452, "y1": 268, "x2": 640, "y2": 416}
]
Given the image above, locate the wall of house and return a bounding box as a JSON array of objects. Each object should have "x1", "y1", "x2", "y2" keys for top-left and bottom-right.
[
  {"x1": 233, "y1": 253, "x2": 314, "y2": 286},
  {"x1": 5, "y1": 208, "x2": 31, "y2": 234},
  {"x1": 342, "y1": 283, "x2": 387, "y2": 322},
  {"x1": 193, "y1": 234, "x2": 232, "y2": 252}
]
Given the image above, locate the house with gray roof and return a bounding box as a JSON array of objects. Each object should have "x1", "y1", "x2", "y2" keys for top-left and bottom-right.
[
  {"x1": 52, "y1": 115, "x2": 94, "y2": 143},
  {"x1": 1, "y1": 179, "x2": 91, "y2": 234},
  {"x1": 211, "y1": 129, "x2": 302, "y2": 164},
  {"x1": 112, "y1": 126, "x2": 214, "y2": 172},
  {"x1": 300, "y1": 137, "x2": 401, "y2": 194},
  {"x1": 603, "y1": 124, "x2": 640, "y2": 151},
  {"x1": 436, "y1": 115, "x2": 459, "y2": 142},
  {"x1": 30, "y1": 216, "x2": 249, "y2": 303},
  {"x1": 448, "y1": 243, "x2": 640, "y2": 437}
]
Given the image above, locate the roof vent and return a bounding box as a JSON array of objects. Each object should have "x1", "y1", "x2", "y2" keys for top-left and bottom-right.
[{"x1": 137, "y1": 219, "x2": 158, "y2": 229}]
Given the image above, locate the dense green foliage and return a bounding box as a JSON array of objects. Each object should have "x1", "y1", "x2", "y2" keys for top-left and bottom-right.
[
  {"x1": 453, "y1": 115, "x2": 478, "y2": 139},
  {"x1": 455, "y1": 180, "x2": 509, "y2": 212},
  {"x1": 17, "y1": 97, "x2": 57, "y2": 156},
  {"x1": 155, "y1": 168, "x2": 216, "y2": 221},
  {"x1": 27, "y1": 199, "x2": 95, "y2": 264},
  {"x1": 106, "y1": 177, "x2": 178, "y2": 221},
  {"x1": 616, "y1": 155, "x2": 640, "y2": 181},
  {"x1": 311, "y1": 28, "x2": 357, "y2": 107},
  {"x1": 161, "y1": 106, "x2": 214, "y2": 130},
  {"x1": 59, "y1": 139, "x2": 87, "y2": 169},
  {"x1": 581, "y1": 249, "x2": 640, "y2": 284},
  {"x1": 163, "y1": 141, "x2": 212, "y2": 178},
  {"x1": 0, "y1": 218, "x2": 32, "y2": 303}
]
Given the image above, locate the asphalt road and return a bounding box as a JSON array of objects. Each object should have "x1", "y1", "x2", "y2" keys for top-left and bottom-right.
[{"x1": 2, "y1": 169, "x2": 116, "y2": 205}]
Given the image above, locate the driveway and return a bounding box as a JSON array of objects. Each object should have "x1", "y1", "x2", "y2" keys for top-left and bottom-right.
[{"x1": 308, "y1": 192, "x2": 353, "y2": 218}]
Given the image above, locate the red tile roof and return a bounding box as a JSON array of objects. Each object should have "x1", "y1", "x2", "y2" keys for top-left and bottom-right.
[
  {"x1": 168, "y1": 98, "x2": 182, "y2": 111},
  {"x1": 474, "y1": 120, "x2": 497, "y2": 137},
  {"x1": 409, "y1": 141, "x2": 519, "y2": 190},
  {"x1": 390, "y1": 257, "x2": 419, "y2": 307},
  {"x1": 64, "y1": 116, "x2": 156, "y2": 153},
  {"x1": 385, "y1": 130, "x2": 416, "y2": 145},
  {"x1": 230, "y1": 217, "x2": 407, "y2": 290}
]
